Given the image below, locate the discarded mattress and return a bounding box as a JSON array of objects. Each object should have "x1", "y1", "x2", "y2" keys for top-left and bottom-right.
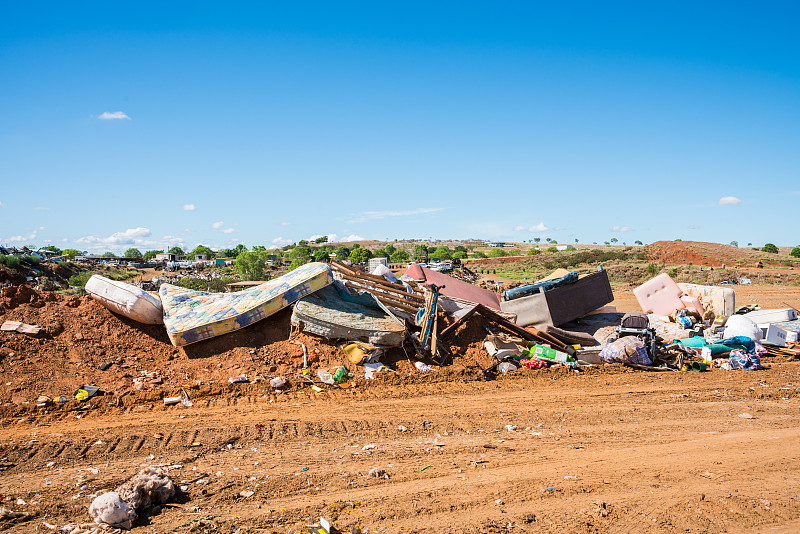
[
  {"x1": 291, "y1": 283, "x2": 405, "y2": 346},
  {"x1": 160, "y1": 262, "x2": 332, "y2": 346},
  {"x1": 677, "y1": 283, "x2": 735, "y2": 317},
  {"x1": 85, "y1": 274, "x2": 164, "y2": 325},
  {"x1": 501, "y1": 270, "x2": 613, "y2": 328}
]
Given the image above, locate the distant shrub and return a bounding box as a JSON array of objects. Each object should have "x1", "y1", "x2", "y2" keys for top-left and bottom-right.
[
  {"x1": 174, "y1": 276, "x2": 235, "y2": 292},
  {"x1": 23, "y1": 254, "x2": 41, "y2": 265},
  {"x1": 526, "y1": 249, "x2": 541, "y2": 256},
  {"x1": 545, "y1": 247, "x2": 558, "y2": 253},
  {"x1": 69, "y1": 272, "x2": 92, "y2": 288},
  {"x1": 5, "y1": 255, "x2": 22, "y2": 269},
  {"x1": 0, "y1": 254, "x2": 5, "y2": 265},
  {"x1": 668, "y1": 267, "x2": 679, "y2": 277},
  {"x1": 791, "y1": 247, "x2": 800, "y2": 258},
  {"x1": 471, "y1": 251, "x2": 487, "y2": 259},
  {"x1": 488, "y1": 248, "x2": 508, "y2": 258},
  {"x1": 762, "y1": 243, "x2": 779, "y2": 254},
  {"x1": 647, "y1": 263, "x2": 659, "y2": 275}
]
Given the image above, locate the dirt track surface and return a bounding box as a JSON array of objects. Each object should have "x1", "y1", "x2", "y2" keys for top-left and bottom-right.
[
  {"x1": 2, "y1": 367, "x2": 800, "y2": 533},
  {"x1": 2, "y1": 284, "x2": 800, "y2": 532}
]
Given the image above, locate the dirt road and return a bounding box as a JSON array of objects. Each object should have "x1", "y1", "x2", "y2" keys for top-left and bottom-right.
[
  {"x1": 1, "y1": 362, "x2": 799, "y2": 533},
  {"x1": 1, "y1": 281, "x2": 800, "y2": 533}
]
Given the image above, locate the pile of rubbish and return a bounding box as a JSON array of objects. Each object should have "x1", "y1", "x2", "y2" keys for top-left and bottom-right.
[{"x1": 70, "y1": 261, "x2": 799, "y2": 390}]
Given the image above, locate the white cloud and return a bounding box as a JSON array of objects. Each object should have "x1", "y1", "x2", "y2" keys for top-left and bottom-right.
[
  {"x1": 221, "y1": 228, "x2": 234, "y2": 234},
  {"x1": 279, "y1": 222, "x2": 291, "y2": 226},
  {"x1": 529, "y1": 222, "x2": 548, "y2": 232},
  {"x1": 4, "y1": 226, "x2": 44, "y2": 243},
  {"x1": 718, "y1": 196, "x2": 741, "y2": 206},
  {"x1": 272, "y1": 236, "x2": 293, "y2": 247},
  {"x1": 612, "y1": 226, "x2": 633, "y2": 232},
  {"x1": 33, "y1": 206, "x2": 50, "y2": 211},
  {"x1": 0, "y1": 201, "x2": 4, "y2": 208},
  {"x1": 98, "y1": 111, "x2": 131, "y2": 120},
  {"x1": 513, "y1": 225, "x2": 526, "y2": 231},
  {"x1": 76, "y1": 227, "x2": 151, "y2": 246},
  {"x1": 339, "y1": 234, "x2": 365, "y2": 242},
  {"x1": 71, "y1": 227, "x2": 186, "y2": 253},
  {"x1": 212, "y1": 221, "x2": 224, "y2": 229},
  {"x1": 554, "y1": 226, "x2": 564, "y2": 231},
  {"x1": 183, "y1": 204, "x2": 196, "y2": 211},
  {"x1": 348, "y1": 207, "x2": 443, "y2": 224}
]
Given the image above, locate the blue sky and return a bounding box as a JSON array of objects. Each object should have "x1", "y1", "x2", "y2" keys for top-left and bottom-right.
[{"x1": 1, "y1": 1, "x2": 798, "y2": 253}]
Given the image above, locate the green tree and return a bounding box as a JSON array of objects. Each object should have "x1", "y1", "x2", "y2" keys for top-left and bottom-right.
[
  {"x1": 431, "y1": 246, "x2": 452, "y2": 260},
  {"x1": 506, "y1": 248, "x2": 521, "y2": 256},
  {"x1": 352, "y1": 243, "x2": 360, "y2": 249},
  {"x1": 634, "y1": 240, "x2": 643, "y2": 246},
  {"x1": 168, "y1": 246, "x2": 184, "y2": 256},
  {"x1": 41, "y1": 245, "x2": 62, "y2": 255},
  {"x1": 472, "y1": 251, "x2": 487, "y2": 259},
  {"x1": 545, "y1": 246, "x2": 558, "y2": 253},
  {"x1": 384, "y1": 243, "x2": 396, "y2": 255},
  {"x1": 333, "y1": 246, "x2": 351, "y2": 261},
  {"x1": 730, "y1": 241, "x2": 738, "y2": 247},
  {"x1": 349, "y1": 248, "x2": 373, "y2": 263},
  {"x1": 390, "y1": 249, "x2": 410, "y2": 263},
  {"x1": 610, "y1": 238, "x2": 618, "y2": 243},
  {"x1": 288, "y1": 246, "x2": 311, "y2": 261},
  {"x1": 454, "y1": 245, "x2": 467, "y2": 253},
  {"x1": 62, "y1": 249, "x2": 85, "y2": 259},
  {"x1": 191, "y1": 245, "x2": 215, "y2": 259},
  {"x1": 124, "y1": 248, "x2": 143, "y2": 258},
  {"x1": 526, "y1": 248, "x2": 541, "y2": 256},
  {"x1": 313, "y1": 249, "x2": 330, "y2": 262},
  {"x1": 488, "y1": 248, "x2": 508, "y2": 258},
  {"x1": 762, "y1": 243, "x2": 779, "y2": 254},
  {"x1": 101, "y1": 251, "x2": 116, "y2": 258},
  {"x1": 790, "y1": 247, "x2": 800, "y2": 258},
  {"x1": 143, "y1": 250, "x2": 162, "y2": 260},
  {"x1": 372, "y1": 248, "x2": 390, "y2": 258},
  {"x1": 314, "y1": 236, "x2": 328, "y2": 244},
  {"x1": 298, "y1": 240, "x2": 309, "y2": 247},
  {"x1": 412, "y1": 245, "x2": 428, "y2": 260},
  {"x1": 533, "y1": 237, "x2": 541, "y2": 243},
  {"x1": 452, "y1": 250, "x2": 467, "y2": 260},
  {"x1": 235, "y1": 250, "x2": 270, "y2": 280}
]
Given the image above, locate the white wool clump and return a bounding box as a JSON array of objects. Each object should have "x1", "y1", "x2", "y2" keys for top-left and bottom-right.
[
  {"x1": 116, "y1": 467, "x2": 175, "y2": 511},
  {"x1": 88, "y1": 467, "x2": 175, "y2": 530},
  {"x1": 87, "y1": 492, "x2": 134, "y2": 530}
]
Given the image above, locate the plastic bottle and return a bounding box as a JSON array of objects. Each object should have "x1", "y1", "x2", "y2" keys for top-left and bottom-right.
[
  {"x1": 332, "y1": 366, "x2": 351, "y2": 383},
  {"x1": 269, "y1": 376, "x2": 287, "y2": 388},
  {"x1": 527, "y1": 345, "x2": 574, "y2": 363},
  {"x1": 497, "y1": 361, "x2": 517, "y2": 374},
  {"x1": 317, "y1": 369, "x2": 335, "y2": 385}
]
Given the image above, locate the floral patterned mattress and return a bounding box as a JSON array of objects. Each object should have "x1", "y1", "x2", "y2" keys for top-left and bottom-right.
[{"x1": 159, "y1": 262, "x2": 332, "y2": 346}]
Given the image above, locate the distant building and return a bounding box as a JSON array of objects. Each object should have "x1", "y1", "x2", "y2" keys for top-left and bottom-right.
[{"x1": 155, "y1": 253, "x2": 177, "y2": 262}]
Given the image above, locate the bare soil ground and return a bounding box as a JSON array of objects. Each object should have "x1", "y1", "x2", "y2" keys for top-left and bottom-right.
[{"x1": 1, "y1": 273, "x2": 800, "y2": 532}]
